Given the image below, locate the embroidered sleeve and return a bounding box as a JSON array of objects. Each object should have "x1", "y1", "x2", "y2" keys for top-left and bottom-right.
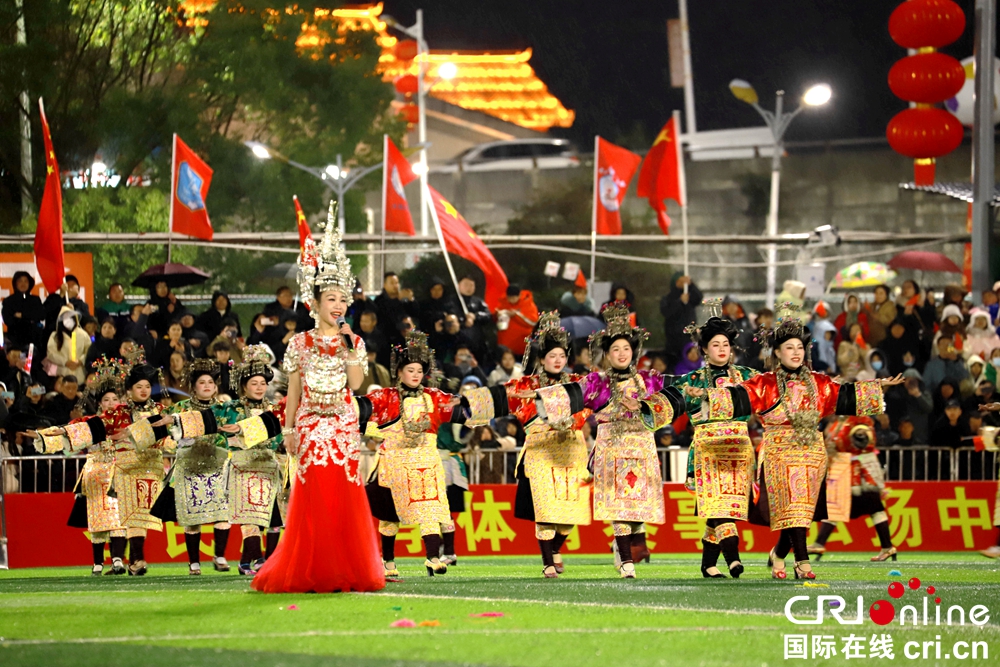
[
  {"x1": 177, "y1": 409, "x2": 218, "y2": 439},
  {"x1": 706, "y1": 386, "x2": 753, "y2": 420},
  {"x1": 127, "y1": 417, "x2": 169, "y2": 450},
  {"x1": 639, "y1": 384, "x2": 684, "y2": 431},
  {"x1": 835, "y1": 379, "x2": 884, "y2": 417},
  {"x1": 64, "y1": 416, "x2": 107, "y2": 452},
  {"x1": 235, "y1": 412, "x2": 282, "y2": 449},
  {"x1": 283, "y1": 334, "x2": 302, "y2": 374},
  {"x1": 463, "y1": 385, "x2": 509, "y2": 427},
  {"x1": 36, "y1": 427, "x2": 69, "y2": 454},
  {"x1": 353, "y1": 336, "x2": 369, "y2": 376},
  {"x1": 535, "y1": 383, "x2": 584, "y2": 430}
]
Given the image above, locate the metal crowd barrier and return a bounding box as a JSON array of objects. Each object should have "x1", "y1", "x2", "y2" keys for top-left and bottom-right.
[{"x1": 1, "y1": 444, "x2": 995, "y2": 570}]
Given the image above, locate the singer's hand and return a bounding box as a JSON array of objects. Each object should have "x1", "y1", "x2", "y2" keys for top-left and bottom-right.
[{"x1": 339, "y1": 322, "x2": 353, "y2": 338}]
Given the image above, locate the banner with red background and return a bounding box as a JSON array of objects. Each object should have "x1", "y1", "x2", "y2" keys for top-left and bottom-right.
[{"x1": 3, "y1": 482, "x2": 997, "y2": 568}]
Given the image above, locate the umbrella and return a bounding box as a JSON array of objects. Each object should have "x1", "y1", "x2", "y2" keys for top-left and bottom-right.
[
  {"x1": 887, "y1": 250, "x2": 962, "y2": 274},
  {"x1": 830, "y1": 261, "x2": 896, "y2": 289},
  {"x1": 261, "y1": 262, "x2": 298, "y2": 280},
  {"x1": 560, "y1": 315, "x2": 605, "y2": 339},
  {"x1": 132, "y1": 262, "x2": 211, "y2": 289}
]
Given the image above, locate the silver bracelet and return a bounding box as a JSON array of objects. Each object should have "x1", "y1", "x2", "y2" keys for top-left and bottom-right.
[
  {"x1": 281, "y1": 426, "x2": 296, "y2": 435},
  {"x1": 345, "y1": 359, "x2": 363, "y2": 367}
]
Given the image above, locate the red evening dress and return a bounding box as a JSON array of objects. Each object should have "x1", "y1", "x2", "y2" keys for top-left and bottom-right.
[{"x1": 252, "y1": 331, "x2": 385, "y2": 593}]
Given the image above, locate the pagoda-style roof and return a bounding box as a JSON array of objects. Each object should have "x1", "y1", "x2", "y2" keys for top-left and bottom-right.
[{"x1": 179, "y1": 2, "x2": 574, "y2": 132}]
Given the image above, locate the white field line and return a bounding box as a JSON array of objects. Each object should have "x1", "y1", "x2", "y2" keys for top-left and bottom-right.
[{"x1": 0, "y1": 626, "x2": 778, "y2": 646}]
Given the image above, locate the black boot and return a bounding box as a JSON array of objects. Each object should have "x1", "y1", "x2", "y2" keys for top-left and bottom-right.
[
  {"x1": 719, "y1": 536, "x2": 742, "y2": 578},
  {"x1": 128, "y1": 537, "x2": 147, "y2": 576},
  {"x1": 808, "y1": 521, "x2": 836, "y2": 560},
  {"x1": 91, "y1": 543, "x2": 105, "y2": 575},
  {"x1": 539, "y1": 539, "x2": 557, "y2": 577},
  {"x1": 615, "y1": 535, "x2": 635, "y2": 578},
  {"x1": 185, "y1": 532, "x2": 202, "y2": 570},
  {"x1": 107, "y1": 537, "x2": 127, "y2": 575},
  {"x1": 423, "y1": 534, "x2": 446, "y2": 576},
  {"x1": 871, "y1": 521, "x2": 898, "y2": 562},
  {"x1": 701, "y1": 539, "x2": 725, "y2": 578},
  {"x1": 265, "y1": 530, "x2": 280, "y2": 560},
  {"x1": 239, "y1": 535, "x2": 263, "y2": 575},
  {"x1": 551, "y1": 532, "x2": 568, "y2": 555},
  {"x1": 441, "y1": 531, "x2": 457, "y2": 566},
  {"x1": 213, "y1": 527, "x2": 231, "y2": 571}
]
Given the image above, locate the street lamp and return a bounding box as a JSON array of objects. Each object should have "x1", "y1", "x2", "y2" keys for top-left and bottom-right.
[
  {"x1": 244, "y1": 141, "x2": 382, "y2": 235},
  {"x1": 729, "y1": 79, "x2": 831, "y2": 308}
]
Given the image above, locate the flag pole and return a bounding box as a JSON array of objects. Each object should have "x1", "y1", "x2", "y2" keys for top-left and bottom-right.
[
  {"x1": 425, "y1": 185, "x2": 468, "y2": 316},
  {"x1": 590, "y1": 135, "x2": 599, "y2": 293},
  {"x1": 673, "y1": 111, "x2": 690, "y2": 278},
  {"x1": 167, "y1": 133, "x2": 176, "y2": 264},
  {"x1": 380, "y1": 134, "x2": 388, "y2": 284}
]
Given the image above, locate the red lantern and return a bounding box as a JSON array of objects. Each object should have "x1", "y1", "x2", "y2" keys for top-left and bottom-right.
[
  {"x1": 886, "y1": 108, "x2": 964, "y2": 157},
  {"x1": 394, "y1": 39, "x2": 418, "y2": 62},
  {"x1": 398, "y1": 103, "x2": 419, "y2": 125},
  {"x1": 394, "y1": 74, "x2": 419, "y2": 96},
  {"x1": 888, "y1": 0, "x2": 965, "y2": 49},
  {"x1": 888, "y1": 53, "x2": 965, "y2": 103}
]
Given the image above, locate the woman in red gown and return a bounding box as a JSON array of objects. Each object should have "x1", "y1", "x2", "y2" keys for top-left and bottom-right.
[{"x1": 252, "y1": 206, "x2": 385, "y2": 594}]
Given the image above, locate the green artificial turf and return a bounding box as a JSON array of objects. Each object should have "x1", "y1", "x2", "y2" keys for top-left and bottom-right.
[{"x1": 1, "y1": 554, "x2": 998, "y2": 666}]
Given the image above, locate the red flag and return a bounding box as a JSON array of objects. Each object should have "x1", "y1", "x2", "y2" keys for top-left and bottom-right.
[
  {"x1": 170, "y1": 134, "x2": 214, "y2": 240},
  {"x1": 636, "y1": 115, "x2": 684, "y2": 235},
  {"x1": 427, "y1": 186, "x2": 508, "y2": 310},
  {"x1": 382, "y1": 135, "x2": 417, "y2": 236},
  {"x1": 293, "y1": 196, "x2": 312, "y2": 251},
  {"x1": 35, "y1": 99, "x2": 65, "y2": 294},
  {"x1": 592, "y1": 137, "x2": 642, "y2": 235}
]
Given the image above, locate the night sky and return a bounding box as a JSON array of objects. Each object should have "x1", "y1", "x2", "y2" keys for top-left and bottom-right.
[{"x1": 386, "y1": 0, "x2": 986, "y2": 148}]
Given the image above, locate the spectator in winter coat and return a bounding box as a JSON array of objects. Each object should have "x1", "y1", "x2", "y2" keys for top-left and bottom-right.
[
  {"x1": 96, "y1": 282, "x2": 131, "y2": 334},
  {"x1": 145, "y1": 281, "x2": 182, "y2": 338},
  {"x1": 865, "y1": 284, "x2": 897, "y2": 347},
  {"x1": 179, "y1": 311, "x2": 210, "y2": 357},
  {"x1": 931, "y1": 304, "x2": 966, "y2": 357},
  {"x1": 486, "y1": 346, "x2": 524, "y2": 387},
  {"x1": 419, "y1": 277, "x2": 456, "y2": 332},
  {"x1": 45, "y1": 307, "x2": 90, "y2": 383},
  {"x1": 262, "y1": 285, "x2": 312, "y2": 333},
  {"x1": 85, "y1": 318, "x2": 120, "y2": 370},
  {"x1": 834, "y1": 293, "x2": 869, "y2": 346},
  {"x1": 374, "y1": 272, "x2": 419, "y2": 348},
  {"x1": 923, "y1": 336, "x2": 970, "y2": 393},
  {"x1": 659, "y1": 272, "x2": 703, "y2": 370},
  {"x1": 965, "y1": 309, "x2": 1000, "y2": 359},
  {"x1": 2, "y1": 271, "x2": 44, "y2": 349},
  {"x1": 495, "y1": 285, "x2": 538, "y2": 358},
  {"x1": 812, "y1": 319, "x2": 838, "y2": 374},
  {"x1": 722, "y1": 296, "x2": 754, "y2": 363},
  {"x1": 896, "y1": 279, "x2": 936, "y2": 338},
  {"x1": 896, "y1": 368, "x2": 934, "y2": 444},
  {"x1": 882, "y1": 318, "x2": 923, "y2": 375},
  {"x1": 196, "y1": 291, "x2": 240, "y2": 341},
  {"x1": 559, "y1": 285, "x2": 597, "y2": 318},
  {"x1": 602, "y1": 283, "x2": 638, "y2": 323},
  {"x1": 774, "y1": 279, "x2": 809, "y2": 322}
]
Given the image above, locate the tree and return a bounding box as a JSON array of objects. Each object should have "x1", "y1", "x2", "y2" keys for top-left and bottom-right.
[{"x1": 0, "y1": 0, "x2": 403, "y2": 238}]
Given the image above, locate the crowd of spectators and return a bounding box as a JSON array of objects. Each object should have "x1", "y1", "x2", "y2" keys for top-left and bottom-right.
[{"x1": 2, "y1": 269, "x2": 998, "y2": 492}]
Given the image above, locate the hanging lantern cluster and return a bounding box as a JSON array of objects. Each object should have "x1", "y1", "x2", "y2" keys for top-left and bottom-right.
[
  {"x1": 393, "y1": 39, "x2": 420, "y2": 126},
  {"x1": 886, "y1": 0, "x2": 966, "y2": 185}
]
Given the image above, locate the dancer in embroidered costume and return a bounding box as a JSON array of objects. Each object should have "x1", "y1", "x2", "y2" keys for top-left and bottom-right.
[
  {"x1": 701, "y1": 308, "x2": 902, "y2": 580},
  {"x1": 660, "y1": 308, "x2": 757, "y2": 579},
  {"x1": 40, "y1": 349, "x2": 169, "y2": 576},
  {"x1": 808, "y1": 416, "x2": 896, "y2": 562},
  {"x1": 465, "y1": 311, "x2": 591, "y2": 578},
  {"x1": 169, "y1": 346, "x2": 285, "y2": 576},
  {"x1": 358, "y1": 331, "x2": 464, "y2": 579},
  {"x1": 250, "y1": 202, "x2": 385, "y2": 593},
  {"x1": 529, "y1": 303, "x2": 681, "y2": 578},
  {"x1": 161, "y1": 358, "x2": 233, "y2": 574},
  {"x1": 60, "y1": 357, "x2": 128, "y2": 575}
]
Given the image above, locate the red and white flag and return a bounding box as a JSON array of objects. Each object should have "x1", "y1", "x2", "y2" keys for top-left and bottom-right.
[
  {"x1": 170, "y1": 134, "x2": 214, "y2": 240},
  {"x1": 382, "y1": 135, "x2": 417, "y2": 236},
  {"x1": 592, "y1": 137, "x2": 642, "y2": 236},
  {"x1": 636, "y1": 113, "x2": 685, "y2": 235},
  {"x1": 34, "y1": 99, "x2": 65, "y2": 294}
]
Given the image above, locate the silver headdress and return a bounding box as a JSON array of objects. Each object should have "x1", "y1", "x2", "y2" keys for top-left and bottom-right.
[{"x1": 297, "y1": 201, "x2": 355, "y2": 321}]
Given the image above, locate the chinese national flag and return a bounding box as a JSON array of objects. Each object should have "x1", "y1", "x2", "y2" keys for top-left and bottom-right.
[
  {"x1": 170, "y1": 134, "x2": 214, "y2": 240},
  {"x1": 35, "y1": 99, "x2": 65, "y2": 294},
  {"x1": 383, "y1": 135, "x2": 417, "y2": 235},
  {"x1": 593, "y1": 137, "x2": 642, "y2": 235},
  {"x1": 293, "y1": 195, "x2": 312, "y2": 251},
  {"x1": 427, "y1": 186, "x2": 508, "y2": 309},
  {"x1": 636, "y1": 115, "x2": 684, "y2": 235}
]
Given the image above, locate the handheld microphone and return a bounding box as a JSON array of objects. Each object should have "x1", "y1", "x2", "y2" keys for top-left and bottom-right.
[{"x1": 336, "y1": 316, "x2": 354, "y2": 350}]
